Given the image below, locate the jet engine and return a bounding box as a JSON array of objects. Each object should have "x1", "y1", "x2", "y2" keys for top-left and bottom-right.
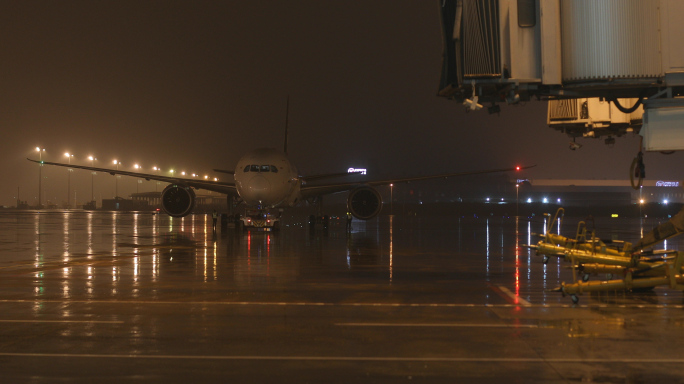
[
  {"x1": 161, "y1": 184, "x2": 196, "y2": 217},
  {"x1": 347, "y1": 186, "x2": 382, "y2": 220}
]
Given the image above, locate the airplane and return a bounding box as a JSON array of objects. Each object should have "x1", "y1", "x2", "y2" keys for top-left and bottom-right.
[{"x1": 28, "y1": 143, "x2": 533, "y2": 229}]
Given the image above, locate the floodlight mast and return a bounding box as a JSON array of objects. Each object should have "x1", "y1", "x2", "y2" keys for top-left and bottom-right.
[
  {"x1": 113, "y1": 160, "x2": 120, "y2": 198},
  {"x1": 36, "y1": 147, "x2": 45, "y2": 208},
  {"x1": 88, "y1": 156, "x2": 96, "y2": 205},
  {"x1": 64, "y1": 153, "x2": 73, "y2": 208}
]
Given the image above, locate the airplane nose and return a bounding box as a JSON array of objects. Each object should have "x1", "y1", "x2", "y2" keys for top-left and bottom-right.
[{"x1": 249, "y1": 175, "x2": 271, "y2": 201}]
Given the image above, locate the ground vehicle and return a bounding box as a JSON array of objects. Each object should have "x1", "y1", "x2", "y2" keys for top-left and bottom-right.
[{"x1": 239, "y1": 209, "x2": 280, "y2": 231}]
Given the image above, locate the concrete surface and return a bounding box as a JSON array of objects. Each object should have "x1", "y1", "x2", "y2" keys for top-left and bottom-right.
[{"x1": 0, "y1": 211, "x2": 683, "y2": 383}]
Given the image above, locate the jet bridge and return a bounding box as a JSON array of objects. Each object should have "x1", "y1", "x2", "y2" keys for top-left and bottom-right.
[{"x1": 439, "y1": 0, "x2": 684, "y2": 151}]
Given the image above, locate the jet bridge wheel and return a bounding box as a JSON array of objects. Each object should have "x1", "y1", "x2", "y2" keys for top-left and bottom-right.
[{"x1": 571, "y1": 294, "x2": 579, "y2": 304}]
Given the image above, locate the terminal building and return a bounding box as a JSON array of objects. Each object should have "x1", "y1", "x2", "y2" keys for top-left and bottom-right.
[
  {"x1": 388, "y1": 175, "x2": 684, "y2": 207},
  {"x1": 515, "y1": 179, "x2": 683, "y2": 206}
]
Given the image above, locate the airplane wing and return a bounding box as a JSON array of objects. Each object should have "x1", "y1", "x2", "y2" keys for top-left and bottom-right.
[
  {"x1": 28, "y1": 158, "x2": 238, "y2": 196},
  {"x1": 301, "y1": 170, "x2": 365, "y2": 182},
  {"x1": 300, "y1": 165, "x2": 535, "y2": 199},
  {"x1": 213, "y1": 169, "x2": 234, "y2": 175}
]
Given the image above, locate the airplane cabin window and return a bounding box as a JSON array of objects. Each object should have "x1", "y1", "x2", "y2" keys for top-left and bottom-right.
[
  {"x1": 243, "y1": 165, "x2": 250, "y2": 172},
  {"x1": 250, "y1": 165, "x2": 260, "y2": 172},
  {"x1": 260, "y1": 165, "x2": 270, "y2": 172},
  {"x1": 270, "y1": 165, "x2": 278, "y2": 173}
]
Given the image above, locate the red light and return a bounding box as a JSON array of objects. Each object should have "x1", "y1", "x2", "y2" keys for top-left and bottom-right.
[{"x1": 515, "y1": 166, "x2": 521, "y2": 171}]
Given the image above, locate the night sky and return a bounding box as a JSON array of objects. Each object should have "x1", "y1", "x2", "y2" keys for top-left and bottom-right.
[{"x1": 2, "y1": 1, "x2": 683, "y2": 207}]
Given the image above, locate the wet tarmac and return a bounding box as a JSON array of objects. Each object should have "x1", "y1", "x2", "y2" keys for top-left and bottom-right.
[{"x1": 1, "y1": 210, "x2": 684, "y2": 383}]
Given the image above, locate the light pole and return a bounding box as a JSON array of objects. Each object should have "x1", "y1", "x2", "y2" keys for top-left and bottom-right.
[
  {"x1": 134, "y1": 164, "x2": 142, "y2": 194},
  {"x1": 64, "y1": 153, "x2": 74, "y2": 208},
  {"x1": 153, "y1": 166, "x2": 160, "y2": 192},
  {"x1": 36, "y1": 147, "x2": 45, "y2": 208},
  {"x1": 516, "y1": 184, "x2": 519, "y2": 216},
  {"x1": 113, "y1": 160, "x2": 120, "y2": 198},
  {"x1": 390, "y1": 184, "x2": 394, "y2": 215},
  {"x1": 88, "y1": 156, "x2": 96, "y2": 206},
  {"x1": 639, "y1": 185, "x2": 643, "y2": 218}
]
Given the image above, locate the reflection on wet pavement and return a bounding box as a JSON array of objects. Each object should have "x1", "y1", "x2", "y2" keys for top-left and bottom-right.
[{"x1": 1, "y1": 211, "x2": 684, "y2": 382}]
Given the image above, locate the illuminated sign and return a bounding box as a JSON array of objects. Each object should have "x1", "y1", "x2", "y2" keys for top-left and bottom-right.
[
  {"x1": 347, "y1": 168, "x2": 367, "y2": 175},
  {"x1": 516, "y1": 179, "x2": 529, "y2": 184},
  {"x1": 656, "y1": 181, "x2": 680, "y2": 187}
]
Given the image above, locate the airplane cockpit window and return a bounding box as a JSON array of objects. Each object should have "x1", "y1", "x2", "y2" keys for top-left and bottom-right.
[{"x1": 244, "y1": 165, "x2": 278, "y2": 172}]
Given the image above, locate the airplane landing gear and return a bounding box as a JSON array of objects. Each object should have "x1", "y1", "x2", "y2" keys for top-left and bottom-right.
[{"x1": 308, "y1": 214, "x2": 330, "y2": 231}]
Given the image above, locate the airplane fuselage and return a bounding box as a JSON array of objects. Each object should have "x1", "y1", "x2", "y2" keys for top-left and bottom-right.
[{"x1": 234, "y1": 148, "x2": 301, "y2": 208}]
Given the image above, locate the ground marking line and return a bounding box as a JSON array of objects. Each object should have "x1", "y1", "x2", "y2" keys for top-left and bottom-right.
[
  {"x1": 0, "y1": 320, "x2": 123, "y2": 324},
  {"x1": 1, "y1": 353, "x2": 684, "y2": 363},
  {"x1": 335, "y1": 323, "x2": 538, "y2": 328},
  {"x1": 0, "y1": 299, "x2": 681, "y2": 309},
  {"x1": 498, "y1": 286, "x2": 532, "y2": 307}
]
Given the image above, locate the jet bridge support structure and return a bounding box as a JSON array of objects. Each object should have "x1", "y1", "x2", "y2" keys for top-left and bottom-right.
[{"x1": 439, "y1": 0, "x2": 684, "y2": 151}]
